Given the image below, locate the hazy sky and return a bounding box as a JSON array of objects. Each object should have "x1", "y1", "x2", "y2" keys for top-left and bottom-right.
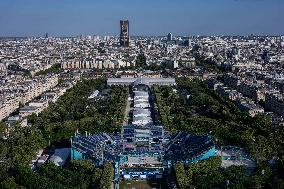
[{"x1": 0, "y1": 0, "x2": 283, "y2": 37}]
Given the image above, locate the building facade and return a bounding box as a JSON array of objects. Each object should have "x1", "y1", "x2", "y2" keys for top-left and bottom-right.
[
  {"x1": 120, "y1": 20, "x2": 130, "y2": 47},
  {"x1": 107, "y1": 78, "x2": 176, "y2": 86}
]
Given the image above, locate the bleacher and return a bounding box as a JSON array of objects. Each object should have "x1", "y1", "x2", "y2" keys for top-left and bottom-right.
[
  {"x1": 70, "y1": 83, "x2": 216, "y2": 180},
  {"x1": 71, "y1": 132, "x2": 121, "y2": 161},
  {"x1": 164, "y1": 132, "x2": 215, "y2": 162}
]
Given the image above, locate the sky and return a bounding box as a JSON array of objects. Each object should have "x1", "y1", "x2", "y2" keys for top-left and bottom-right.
[{"x1": 0, "y1": 0, "x2": 283, "y2": 37}]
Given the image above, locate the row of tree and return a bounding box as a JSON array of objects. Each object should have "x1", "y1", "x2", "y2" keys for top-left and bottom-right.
[
  {"x1": 34, "y1": 63, "x2": 63, "y2": 76},
  {"x1": 0, "y1": 125, "x2": 45, "y2": 182},
  {"x1": 28, "y1": 78, "x2": 128, "y2": 145},
  {"x1": 136, "y1": 53, "x2": 173, "y2": 71},
  {"x1": 0, "y1": 160, "x2": 112, "y2": 189},
  {"x1": 0, "y1": 78, "x2": 128, "y2": 188},
  {"x1": 99, "y1": 162, "x2": 114, "y2": 189},
  {"x1": 174, "y1": 157, "x2": 277, "y2": 189},
  {"x1": 153, "y1": 78, "x2": 284, "y2": 188}
]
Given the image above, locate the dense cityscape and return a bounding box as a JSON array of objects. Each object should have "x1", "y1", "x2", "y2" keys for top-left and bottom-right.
[{"x1": 0, "y1": 1, "x2": 284, "y2": 188}]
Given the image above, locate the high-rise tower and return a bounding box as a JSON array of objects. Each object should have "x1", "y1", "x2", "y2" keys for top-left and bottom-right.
[
  {"x1": 167, "y1": 33, "x2": 173, "y2": 41},
  {"x1": 120, "y1": 20, "x2": 130, "y2": 47}
]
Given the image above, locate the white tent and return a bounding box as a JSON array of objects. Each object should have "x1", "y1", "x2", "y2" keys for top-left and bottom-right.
[{"x1": 49, "y1": 148, "x2": 70, "y2": 167}]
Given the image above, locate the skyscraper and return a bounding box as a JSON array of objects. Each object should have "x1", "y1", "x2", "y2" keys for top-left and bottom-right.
[
  {"x1": 182, "y1": 37, "x2": 192, "y2": 47},
  {"x1": 167, "y1": 33, "x2": 173, "y2": 41},
  {"x1": 120, "y1": 20, "x2": 130, "y2": 47}
]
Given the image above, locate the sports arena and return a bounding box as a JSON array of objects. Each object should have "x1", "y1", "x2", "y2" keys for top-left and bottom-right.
[{"x1": 71, "y1": 78, "x2": 216, "y2": 180}]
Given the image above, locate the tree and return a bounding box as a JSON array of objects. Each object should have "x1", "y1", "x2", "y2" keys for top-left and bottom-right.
[
  {"x1": 99, "y1": 162, "x2": 114, "y2": 189},
  {"x1": 252, "y1": 114, "x2": 272, "y2": 136},
  {"x1": 0, "y1": 177, "x2": 24, "y2": 189},
  {"x1": 34, "y1": 63, "x2": 63, "y2": 76},
  {"x1": 174, "y1": 163, "x2": 193, "y2": 189},
  {"x1": 250, "y1": 135, "x2": 273, "y2": 163},
  {"x1": 14, "y1": 164, "x2": 67, "y2": 189},
  {"x1": 135, "y1": 54, "x2": 147, "y2": 68},
  {"x1": 0, "y1": 121, "x2": 5, "y2": 134}
]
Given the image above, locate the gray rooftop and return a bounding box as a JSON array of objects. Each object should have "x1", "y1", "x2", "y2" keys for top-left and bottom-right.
[{"x1": 107, "y1": 77, "x2": 176, "y2": 86}]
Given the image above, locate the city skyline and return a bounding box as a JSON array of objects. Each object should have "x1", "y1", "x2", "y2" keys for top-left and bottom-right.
[
  {"x1": 1, "y1": 1, "x2": 284, "y2": 186},
  {"x1": 0, "y1": 0, "x2": 283, "y2": 37}
]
